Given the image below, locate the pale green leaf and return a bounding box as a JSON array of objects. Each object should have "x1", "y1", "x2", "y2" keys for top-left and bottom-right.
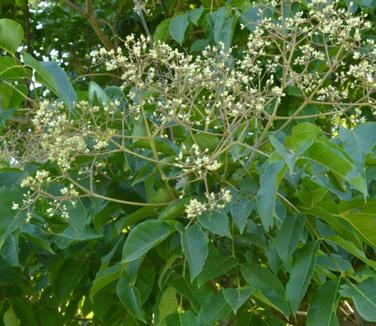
[
  {"x1": 3, "y1": 306, "x2": 20, "y2": 326},
  {"x1": 0, "y1": 19, "x2": 23, "y2": 54},
  {"x1": 122, "y1": 220, "x2": 173, "y2": 262},
  {"x1": 159, "y1": 287, "x2": 178, "y2": 322}
]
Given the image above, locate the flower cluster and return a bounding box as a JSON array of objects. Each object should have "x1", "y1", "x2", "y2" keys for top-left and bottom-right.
[
  {"x1": 185, "y1": 189, "x2": 232, "y2": 219},
  {"x1": 7, "y1": 0, "x2": 376, "y2": 227},
  {"x1": 175, "y1": 144, "x2": 222, "y2": 178}
]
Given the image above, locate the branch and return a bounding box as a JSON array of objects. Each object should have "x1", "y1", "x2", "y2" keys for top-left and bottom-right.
[{"x1": 63, "y1": 0, "x2": 114, "y2": 50}]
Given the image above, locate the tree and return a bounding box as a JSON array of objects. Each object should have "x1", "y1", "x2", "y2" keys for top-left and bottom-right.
[{"x1": 1, "y1": 1, "x2": 376, "y2": 325}]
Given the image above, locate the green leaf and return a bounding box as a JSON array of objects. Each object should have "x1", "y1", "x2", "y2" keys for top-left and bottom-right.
[
  {"x1": 159, "y1": 198, "x2": 188, "y2": 220},
  {"x1": 0, "y1": 19, "x2": 23, "y2": 54},
  {"x1": 165, "y1": 311, "x2": 199, "y2": 326},
  {"x1": 189, "y1": 6, "x2": 204, "y2": 25},
  {"x1": 0, "y1": 56, "x2": 30, "y2": 80},
  {"x1": 3, "y1": 305, "x2": 20, "y2": 326},
  {"x1": 41, "y1": 61, "x2": 76, "y2": 103},
  {"x1": 222, "y1": 287, "x2": 253, "y2": 313},
  {"x1": 302, "y1": 140, "x2": 367, "y2": 196},
  {"x1": 0, "y1": 83, "x2": 27, "y2": 108},
  {"x1": 257, "y1": 160, "x2": 287, "y2": 230},
  {"x1": 53, "y1": 258, "x2": 88, "y2": 303},
  {"x1": 270, "y1": 135, "x2": 296, "y2": 173},
  {"x1": 338, "y1": 203, "x2": 376, "y2": 248},
  {"x1": 22, "y1": 53, "x2": 65, "y2": 99},
  {"x1": 193, "y1": 134, "x2": 220, "y2": 151},
  {"x1": 89, "y1": 81, "x2": 111, "y2": 105},
  {"x1": 0, "y1": 235, "x2": 20, "y2": 267},
  {"x1": 169, "y1": 14, "x2": 189, "y2": 45},
  {"x1": 181, "y1": 224, "x2": 208, "y2": 281},
  {"x1": 287, "y1": 123, "x2": 322, "y2": 149},
  {"x1": 340, "y1": 278, "x2": 376, "y2": 322},
  {"x1": 307, "y1": 279, "x2": 340, "y2": 326},
  {"x1": 132, "y1": 137, "x2": 179, "y2": 155},
  {"x1": 198, "y1": 209, "x2": 231, "y2": 237},
  {"x1": 240, "y1": 263, "x2": 290, "y2": 317},
  {"x1": 90, "y1": 263, "x2": 123, "y2": 300},
  {"x1": 117, "y1": 274, "x2": 146, "y2": 323},
  {"x1": 159, "y1": 287, "x2": 178, "y2": 322},
  {"x1": 197, "y1": 250, "x2": 237, "y2": 286},
  {"x1": 229, "y1": 194, "x2": 255, "y2": 234},
  {"x1": 198, "y1": 293, "x2": 232, "y2": 326},
  {"x1": 275, "y1": 214, "x2": 306, "y2": 262},
  {"x1": 340, "y1": 122, "x2": 376, "y2": 165},
  {"x1": 154, "y1": 18, "x2": 171, "y2": 43},
  {"x1": 286, "y1": 241, "x2": 319, "y2": 315},
  {"x1": 325, "y1": 235, "x2": 376, "y2": 271},
  {"x1": 122, "y1": 220, "x2": 173, "y2": 262}
]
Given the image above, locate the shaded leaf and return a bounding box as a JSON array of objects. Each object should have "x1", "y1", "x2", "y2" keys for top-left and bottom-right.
[
  {"x1": 181, "y1": 224, "x2": 208, "y2": 281},
  {"x1": 223, "y1": 287, "x2": 253, "y2": 313},
  {"x1": 257, "y1": 160, "x2": 286, "y2": 230},
  {"x1": 198, "y1": 293, "x2": 232, "y2": 326},
  {"x1": 117, "y1": 274, "x2": 146, "y2": 322},
  {"x1": 340, "y1": 278, "x2": 376, "y2": 322},
  {"x1": 307, "y1": 279, "x2": 340, "y2": 326},
  {"x1": 286, "y1": 241, "x2": 319, "y2": 315},
  {"x1": 275, "y1": 214, "x2": 305, "y2": 262},
  {"x1": 241, "y1": 263, "x2": 290, "y2": 317},
  {"x1": 198, "y1": 209, "x2": 231, "y2": 237}
]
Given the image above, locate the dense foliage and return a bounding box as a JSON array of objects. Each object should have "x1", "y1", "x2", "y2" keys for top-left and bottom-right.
[{"x1": 1, "y1": 0, "x2": 376, "y2": 325}]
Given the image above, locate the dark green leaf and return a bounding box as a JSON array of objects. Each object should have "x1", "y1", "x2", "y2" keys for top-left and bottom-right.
[
  {"x1": 307, "y1": 279, "x2": 340, "y2": 326},
  {"x1": 241, "y1": 263, "x2": 290, "y2": 317},
  {"x1": 181, "y1": 224, "x2": 208, "y2": 281},
  {"x1": 117, "y1": 274, "x2": 146, "y2": 322},
  {"x1": 223, "y1": 287, "x2": 253, "y2": 313},
  {"x1": 169, "y1": 14, "x2": 189, "y2": 45},
  {"x1": 198, "y1": 209, "x2": 231, "y2": 237},
  {"x1": 340, "y1": 278, "x2": 376, "y2": 322},
  {"x1": 286, "y1": 241, "x2": 319, "y2": 315},
  {"x1": 275, "y1": 214, "x2": 306, "y2": 262},
  {"x1": 165, "y1": 311, "x2": 199, "y2": 326},
  {"x1": 41, "y1": 61, "x2": 76, "y2": 103},
  {"x1": 257, "y1": 160, "x2": 286, "y2": 230},
  {"x1": 197, "y1": 251, "x2": 237, "y2": 286},
  {"x1": 90, "y1": 263, "x2": 123, "y2": 300},
  {"x1": 229, "y1": 194, "x2": 255, "y2": 234},
  {"x1": 198, "y1": 293, "x2": 232, "y2": 326}
]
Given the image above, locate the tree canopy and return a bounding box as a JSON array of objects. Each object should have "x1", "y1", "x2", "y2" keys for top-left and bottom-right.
[{"x1": 1, "y1": 0, "x2": 376, "y2": 325}]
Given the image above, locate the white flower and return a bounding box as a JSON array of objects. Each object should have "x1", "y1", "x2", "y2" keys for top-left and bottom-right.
[{"x1": 11, "y1": 202, "x2": 19, "y2": 210}]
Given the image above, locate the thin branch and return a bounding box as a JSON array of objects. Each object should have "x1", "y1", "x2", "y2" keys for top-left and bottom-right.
[{"x1": 63, "y1": 0, "x2": 114, "y2": 50}]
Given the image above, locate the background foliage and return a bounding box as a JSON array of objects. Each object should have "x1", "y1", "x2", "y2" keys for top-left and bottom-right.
[{"x1": 1, "y1": 0, "x2": 376, "y2": 325}]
